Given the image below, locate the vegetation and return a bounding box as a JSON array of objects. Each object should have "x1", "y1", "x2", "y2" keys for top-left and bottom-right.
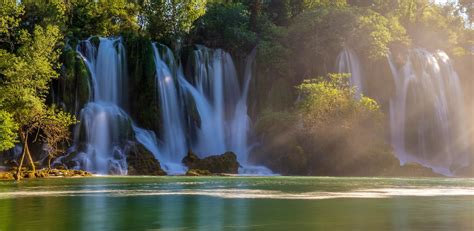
[
  {"x1": 0, "y1": 1, "x2": 76, "y2": 180},
  {"x1": 251, "y1": 74, "x2": 395, "y2": 175},
  {"x1": 0, "y1": 0, "x2": 472, "y2": 177}
]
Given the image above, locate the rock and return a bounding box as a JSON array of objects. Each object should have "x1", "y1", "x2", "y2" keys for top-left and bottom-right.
[
  {"x1": 126, "y1": 142, "x2": 166, "y2": 176},
  {"x1": 25, "y1": 171, "x2": 36, "y2": 179},
  {"x1": 185, "y1": 169, "x2": 212, "y2": 176},
  {"x1": 182, "y1": 150, "x2": 240, "y2": 174},
  {"x1": 0, "y1": 172, "x2": 14, "y2": 180}
]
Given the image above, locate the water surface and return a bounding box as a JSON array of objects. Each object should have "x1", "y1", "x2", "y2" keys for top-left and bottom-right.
[{"x1": 0, "y1": 177, "x2": 472, "y2": 230}]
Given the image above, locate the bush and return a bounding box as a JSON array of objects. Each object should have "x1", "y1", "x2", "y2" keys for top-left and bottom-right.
[{"x1": 251, "y1": 73, "x2": 395, "y2": 176}]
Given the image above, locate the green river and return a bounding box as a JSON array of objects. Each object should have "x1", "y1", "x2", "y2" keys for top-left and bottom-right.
[{"x1": 0, "y1": 177, "x2": 473, "y2": 230}]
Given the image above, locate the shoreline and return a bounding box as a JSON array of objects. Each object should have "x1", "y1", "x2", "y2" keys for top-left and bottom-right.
[{"x1": 1, "y1": 170, "x2": 465, "y2": 181}]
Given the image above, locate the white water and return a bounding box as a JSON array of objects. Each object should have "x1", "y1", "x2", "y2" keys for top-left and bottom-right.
[
  {"x1": 144, "y1": 44, "x2": 271, "y2": 174},
  {"x1": 69, "y1": 38, "x2": 130, "y2": 174},
  {"x1": 336, "y1": 47, "x2": 363, "y2": 98},
  {"x1": 61, "y1": 39, "x2": 270, "y2": 175},
  {"x1": 2, "y1": 187, "x2": 474, "y2": 200},
  {"x1": 184, "y1": 47, "x2": 247, "y2": 159},
  {"x1": 388, "y1": 48, "x2": 470, "y2": 175},
  {"x1": 152, "y1": 44, "x2": 187, "y2": 164}
]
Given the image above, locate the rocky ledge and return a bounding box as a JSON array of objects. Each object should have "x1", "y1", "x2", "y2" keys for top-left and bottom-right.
[
  {"x1": 126, "y1": 142, "x2": 167, "y2": 176},
  {"x1": 0, "y1": 168, "x2": 92, "y2": 180},
  {"x1": 182, "y1": 150, "x2": 240, "y2": 176}
]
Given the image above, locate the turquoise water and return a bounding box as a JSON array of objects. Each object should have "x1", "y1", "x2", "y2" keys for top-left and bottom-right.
[{"x1": 0, "y1": 177, "x2": 473, "y2": 230}]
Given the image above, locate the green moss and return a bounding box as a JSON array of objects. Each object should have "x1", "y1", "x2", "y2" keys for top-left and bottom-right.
[
  {"x1": 59, "y1": 47, "x2": 91, "y2": 114},
  {"x1": 124, "y1": 35, "x2": 162, "y2": 135},
  {"x1": 182, "y1": 150, "x2": 240, "y2": 174},
  {"x1": 75, "y1": 58, "x2": 91, "y2": 111},
  {"x1": 89, "y1": 36, "x2": 100, "y2": 48},
  {"x1": 126, "y1": 142, "x2": 166, "y2": 176}
]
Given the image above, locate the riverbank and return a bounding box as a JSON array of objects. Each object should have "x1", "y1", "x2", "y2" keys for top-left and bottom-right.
[{"x1": 0, "y1": 168, "x2": 92, "y2": 180}]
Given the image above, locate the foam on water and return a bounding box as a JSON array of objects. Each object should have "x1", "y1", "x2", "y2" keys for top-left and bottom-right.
[{"x1": 1, "y1": 187, "x2": 473, "y2": 200}]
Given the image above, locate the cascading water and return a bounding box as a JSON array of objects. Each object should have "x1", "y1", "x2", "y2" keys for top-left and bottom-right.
[
  {"x1": 149, "y1": 43, "x2": 188, "y2": 173},
  {"x1": 336, "y1": 47, "x2": 363, "y2": 98},
  {"x1": 59, "y1": 38, "x2": 270, "y2": 175},
  {"x1": 69, "y1": 38, "x2": 130, "y2": 174},
  {"x1": 147, "y1": 44, "x2": 270, "y2": 173},
  {"x1": 182, "y1": 46, "x2": 251, "y2": 162},
  {"x1": 388, "y1": 48, "x2": 470, "y2": 175}
]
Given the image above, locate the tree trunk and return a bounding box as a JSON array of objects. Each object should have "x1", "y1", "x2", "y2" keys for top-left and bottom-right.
[
  {"x1": 25, "y1": 141, "x2": 35, "y2": 173},
  {"x1": 250, "y1": 0, "x2": 261, "y2": 32},
  {"x1": 15, "y1": 132, "x2": 28, "y2": 181},
  {"x1": 48, "y1": 155, "x2": 52, "y2": 170}
]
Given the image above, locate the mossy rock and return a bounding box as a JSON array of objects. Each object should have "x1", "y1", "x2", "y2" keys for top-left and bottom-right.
[
  {"x1": 59, "y1": 47, "x2": 91, "y2": 114},
  {"x1": 0, "y1": 172, "x2": 15, "y2": 180},
  {"x1": 125, "y1": 35, "x2": 163, "y2": 135},
  {"x1": 89, "y1": 36, "x2": 100, "y2": 48},
  {"x1": 126, "y1": 142, "x2": 166, "y2": 176},
  {"x1": 182, "y1": 150, "x2": 240, "y2": 174}
]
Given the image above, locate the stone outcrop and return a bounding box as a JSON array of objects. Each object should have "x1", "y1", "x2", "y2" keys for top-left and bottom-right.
[
  {"x1": 126, "y1": 142, "x2": 166, "y2": 176},
  {"x1": 182, "y1": 150, "x2": 240, "y2": 174},
  {"x1": 0, "y1": 169, "x2": 93, "y2": 181}
]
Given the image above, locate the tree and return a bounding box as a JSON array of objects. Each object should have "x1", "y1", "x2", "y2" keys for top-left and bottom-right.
[
  {"x1": 65, "y1": 0, "x2": 140, "y2": 39},
  {"x1": 0, "y1": 1, "x2": 23, "y2": 51},
  {"x1": 0, "y1": 2, "x2": 76, "y2": 180},
  {"x1": 252, "y1": 74, "x2": 390, "y2": 175},
  {"x1": 191, "y1": 2, "x2": 256, "y2": 55},
  {"x1": 0, "y1": 110, "x2": 17, "y2": 152},
  {"x1": 143, "y1": 0, "x2": 206, "y2": 44}
]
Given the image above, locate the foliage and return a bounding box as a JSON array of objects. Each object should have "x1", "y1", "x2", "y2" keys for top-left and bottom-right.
[
  {"x1": 66, "y1": 0, "x2": 140, "y2": 39},
  {"x1": 0, "y1": 110, "x2": 17, "y2": 151},
  {"x1": 0, "y1": 0, "x2": 472, "y2": 177},
  {"x1": 21, "y1": 0, "x2": 67, "y2": 31},
  {"x1": 353, "y1": 10, "x2": 409, "y2": 60},
  {"x1": 252, "y1": 74, "x2": 391, "y2": 175},
  {"x1": 191, "y1": 2, "x2": 257, "y2": 56},
  {"x1": 296, "y1": 74, "x2": 382, "y2": 124},
  {"x1": 0, "y1": 1, "x2": 24, "y2": 50},
  {"x1": 288, "y1": 6, "x2": 357, "y2": 78},
  {"x1": 0, "y1": 1, "x2": 76, "y2": 179},
  {"x1": 143, "y1": 0, "x2": 206, "y2": 44}
]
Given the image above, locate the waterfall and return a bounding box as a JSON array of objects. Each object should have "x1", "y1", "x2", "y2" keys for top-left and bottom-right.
[
  {"x1": 60, "y1": 38, "x2": 268, "y2": 175},
  {"x1": 148, "y1": 44, "x2": 263, "y2": 171},
  {"x1": 388, "y1": 48, "x2": 470, "y2": 175},
  {"x1": 182, "y1": 46, "x2": 253, "y2": 163},
  {"x1": 69, "y1": 37, "x2": 130, "y2": 174},
  {"x1": 336, "y1": 48, "x2": 363, "y2": 97},
  {"x1": 149, "y1": 43, "x2": 188, "y2": 173}
]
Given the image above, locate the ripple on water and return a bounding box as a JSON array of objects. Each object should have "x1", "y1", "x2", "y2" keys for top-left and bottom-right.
[{"x1": 1, "y1": 187, "x2": 474, "y2": 200}]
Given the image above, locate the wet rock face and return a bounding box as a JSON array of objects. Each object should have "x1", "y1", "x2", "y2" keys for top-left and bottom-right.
[
  {"x1": 182, "y1": 150, "x2": 240, "y2": 174},
  {"x1": 126, "y1": 142, "x2": 166, "y2": 176}
]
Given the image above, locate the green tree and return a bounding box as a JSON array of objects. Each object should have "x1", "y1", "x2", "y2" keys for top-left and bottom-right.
[
  {"x1": 66, "y1": 0, "x2": 140, "y2": 39},
  {"x1": 144, "y1": 0, "x2": 206, "y2": 44},
  {"x1": 0, "y1": 110, "x2": 17, "y2": 152},
  {"x1": 191, "y1": 2, "x2": 256, "y2": 55},
  {"x1": 0, "y1": 2, "x2": 75, "y2": 180},
  {"x1": 252, "y1": 74, "x2": 391, "y2": 175}
]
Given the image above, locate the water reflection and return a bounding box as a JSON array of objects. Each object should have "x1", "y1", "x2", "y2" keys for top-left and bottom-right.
[{"x1": 0, "y1": 177, "x2": 472, "y2": 230}]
